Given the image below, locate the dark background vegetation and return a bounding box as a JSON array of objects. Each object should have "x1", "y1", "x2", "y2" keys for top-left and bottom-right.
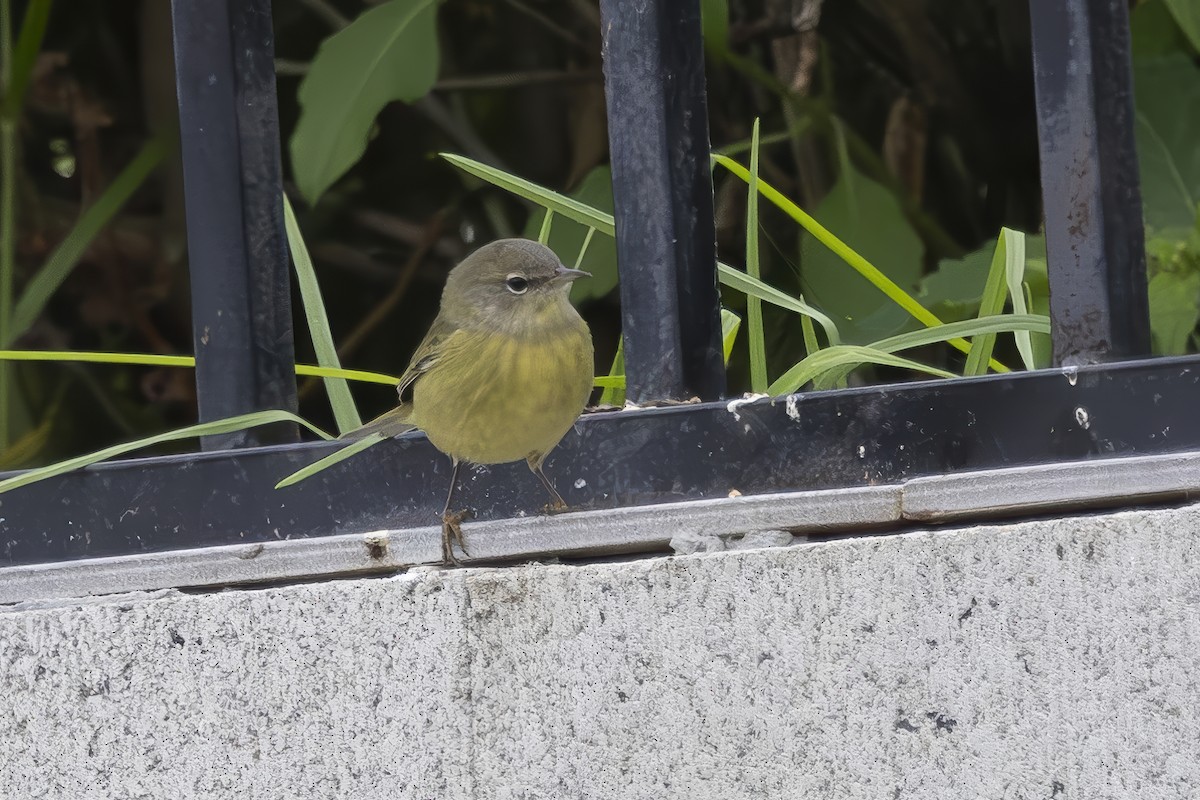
[{"x1": 2, "y1": 0, "x2": 1197, "y2": 467}]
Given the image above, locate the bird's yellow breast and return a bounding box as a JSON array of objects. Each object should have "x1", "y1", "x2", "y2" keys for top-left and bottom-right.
[{"x1": 409, "y1": 318, "x2": 593, "y2": 466}]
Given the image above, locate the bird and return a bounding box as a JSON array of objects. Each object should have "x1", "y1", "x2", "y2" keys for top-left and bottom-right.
[{"x1": 345, "y1": 238, "x2": 595, "y2": 564}]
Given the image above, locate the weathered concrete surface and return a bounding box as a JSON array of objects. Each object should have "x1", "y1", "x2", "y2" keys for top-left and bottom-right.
[{"x1": 2, "y1": 503, "x2": 1199, "y2": 799}]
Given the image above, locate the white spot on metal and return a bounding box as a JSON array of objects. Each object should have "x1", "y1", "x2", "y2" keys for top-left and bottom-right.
[{"x1": 785, "y1": 394, "x2": 801, "y2": 422}]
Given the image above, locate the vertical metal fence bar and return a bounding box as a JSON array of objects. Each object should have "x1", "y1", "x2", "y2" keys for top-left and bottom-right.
[
  {"x1": 171, "y1": 0, "x2": 298, "y2": 449},
  {"x1": 1029, "y1": 0, "x2": 1151, "y2": 367},
  {"x1": 599, "y1": 0, "x2": 725, "y2": 403}
]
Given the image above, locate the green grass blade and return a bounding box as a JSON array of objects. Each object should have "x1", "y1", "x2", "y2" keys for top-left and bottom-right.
[
  {"x1": 0, "y1": 349, "x2": 400, "y2": 386},
  {"x1": 770, "y1": 346, "x2": 956, "y2": 394},
  {"x1": 537, "y1": 209, "x2": 555, "y2": 244},
  {"x1": 962, "y1": 234, "x2": 1012, "y2": 376},
  {"x1": 275, "y1": 432, "x2": 385, "y2": 489},
  {"x1": 776, "y1": 314, "x2": 1049, "y2": 394},
  {"x1": 717, "y1": 262, "x2": 841, "y2": 345},
  {"x1": 1001, "y1": 228, "x2": 1034, "y2": 370},
  {"x1": 283, "y1": 194, "x2": 362, "y2": 434},
  {"x1": 1, "y1": 0, "x2": 53, "y2": 119},
  {"x1": 575, "y1": 227, "x2": 596, "y2": 269},
  {"x1": 0, "y1": 410, "x2": 333, "y2": 495},
  {"x1": 445, "y1": 152, "x2": 843, "y2": 351},
  {"x1": 800, "y1": 296, "x2": 820, "y2": 356},
  {"x1": 294, "y1": 365, "x2": 396, "y2": 385},
  {"x1": 595, "y1": 310, "x2": 739, "y2": 400},
  {"x1": 0, "y1": 349, "x2": 194, "y2": 367},
  {"x1": 8, "y1": 137, "x2": 167, "y2": 344},
  {"x1": 599, "y1": 338, "x2": 626, "y2": 406},
  {"x1": 712, "y1": 153, "x2": 1009, "y2": 373},
  {"x1": 713, "y1": 118, "x2": 815, "y2": 157},
  {"x1": 745, "y1": 119, "x2": 768, "y2": 393},
  {"x1": 443, "y1": 153, "x2": 616, "y2": 235},
  {"x1": 721, "y1": 308, "x2": 741, "y2": 364}
]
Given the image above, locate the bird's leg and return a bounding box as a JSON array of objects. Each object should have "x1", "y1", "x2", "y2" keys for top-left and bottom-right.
[
  {"x1": 527, "y1": 454, "x2": 568, "y2": 514},
  {"x1": 440, "y1": 459, "x2": 470, "y2": 565}
]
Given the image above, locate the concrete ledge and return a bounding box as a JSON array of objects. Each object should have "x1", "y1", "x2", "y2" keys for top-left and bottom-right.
[
  {"x1": 3, "y1": 502, "x2": 1199, "y2": 798},
  {"x1": 6, "y1": 449, "x2": 1200, "y2": 604},
  {"x1": 0, "y1": 486, "x2": 901, "y2": 604}
]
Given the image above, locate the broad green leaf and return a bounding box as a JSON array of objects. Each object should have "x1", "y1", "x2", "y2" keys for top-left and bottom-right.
[
  {"x1": 0, "y1": 411, "x2": 333, "y2": 495},
  {"x1": 524, "y1": 167, "x2": 619, "y2": 303},
  {"x1": 798, "y1": 163, "x2": 924, "y2": 344},
  {"x1": 7, "y1": 138, "x2": 167, "y2": 344},
  {"x1": 283, "y1": 195, "x2": 362, "y2": 433},
  {"x1": 919, "y1": 242, "x2": 995, "y2": 323},
  {"x1": 291, "y1": 0, "x2": 439, "y2": 204},
  {"x1": 1133, "y1": 55, "x2": 1200, "y2": 233},
  {"x1": 1148, "y1": 270, "x2": 1200, "y2": 354},
  {"x1": 1133, "y1": 0, "x2": 1192, "y2": 56},
  {"x1": 701, "y1": 0, "x2": 729, "y2": 54},
  {"x1": 1164, "y1": 0, "x2": 1200, "y2": 53}
]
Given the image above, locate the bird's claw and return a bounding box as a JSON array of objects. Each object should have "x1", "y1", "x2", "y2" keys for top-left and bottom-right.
[{"x1": 441, "y1": 508, "x2": 471, "y2": 565}]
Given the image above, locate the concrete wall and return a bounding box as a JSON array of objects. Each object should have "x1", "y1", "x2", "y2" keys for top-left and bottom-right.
[{"x1": 3, "y1": 502, "x2": 1199, "y2": 799}]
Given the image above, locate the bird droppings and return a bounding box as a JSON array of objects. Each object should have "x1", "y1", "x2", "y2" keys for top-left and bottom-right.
[
  {"x1": 725, "y1": 394, "x2": 768, "y2": 421},
  {"x1": 785, "y1": 394, "x2": 801, "y2": 422},
  {"x1": 1074, "y1": 406, "x2": 1091, "y2": 430},
  {"x1": 236, "y1": 544, "x2": 265, "y2": 561},
  {"x1": 858, "y1": 445, "x2": 867, "y2": 458},
  {"x1": 573, "y1": 478, "x2": 587, "y2": 489},
  {"x1": 1063, "y1": 366, "x2": 1078, "y2": 386},
  {"x1": 363, "y1": 534, "x2": 389, "y2": 560}
]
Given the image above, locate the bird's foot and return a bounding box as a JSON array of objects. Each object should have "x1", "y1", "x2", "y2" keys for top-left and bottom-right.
[
  {"x1": 441, "y1": 508, "x2": 471, "y2": 565},
  {"x1": 541, "y1": 498, "x2": 569, "y2": 515}
]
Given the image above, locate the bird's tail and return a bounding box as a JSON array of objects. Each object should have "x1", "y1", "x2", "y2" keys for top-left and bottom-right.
[{"x1": 339, "y1": 405, "x2": 417, "y2": 440}]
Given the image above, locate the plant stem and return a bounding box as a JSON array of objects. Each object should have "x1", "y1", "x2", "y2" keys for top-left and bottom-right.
[{"x1": 1, "y1": 0, "x2": 15, "y2": 451}]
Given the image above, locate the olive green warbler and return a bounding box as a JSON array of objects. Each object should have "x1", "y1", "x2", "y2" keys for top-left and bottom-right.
[{"x1": 347, "y1": 238, "x2": 594, "y2": 563}]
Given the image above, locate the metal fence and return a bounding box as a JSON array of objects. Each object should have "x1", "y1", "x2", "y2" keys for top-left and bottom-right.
[{"x1": 4, "y1": 0, "x2": 1198, "y2": 573}]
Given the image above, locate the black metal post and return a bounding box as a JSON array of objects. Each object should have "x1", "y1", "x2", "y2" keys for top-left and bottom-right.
[
  {"x1": 170, "y1": 0, "x2": 298, "y2": 449},
  {"x1": 1029, "y1": 0, "x2": 1151, "y2": 367},
  {"x1": 599, "y1": 0, "x2": 725, "y2": 403}
]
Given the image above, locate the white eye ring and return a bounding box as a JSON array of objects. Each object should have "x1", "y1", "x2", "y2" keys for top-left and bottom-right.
[{"x1": 505, "y1": 274, "x2": 529, "y2": 294}]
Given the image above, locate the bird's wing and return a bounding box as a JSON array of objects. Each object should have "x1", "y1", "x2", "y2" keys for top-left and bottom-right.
[
  {"x1": 338, "y1": 318, "x2": 469, "y2": 441},
  {"x1": 396, "y1": 317, "x2": 464, "y2": 402}
]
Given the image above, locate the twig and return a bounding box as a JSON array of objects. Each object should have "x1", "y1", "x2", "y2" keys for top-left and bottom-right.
[
  {"x1": 274, "y1": 59, "x2": 310, "y2": 77},
  {"x1": 434, "y1": 70, "x2": 602, "y2": 92},
  {"x1": 296, "y1": 0, "x2": 349, "y2": 30},
  {"x1": 501, "y1": 0, "x2": 590, "y2": 50}
]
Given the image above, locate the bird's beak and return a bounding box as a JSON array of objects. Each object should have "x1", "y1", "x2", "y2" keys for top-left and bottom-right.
[{"x1": 553, "y1": 265, "x2": 591, "y2": 282}]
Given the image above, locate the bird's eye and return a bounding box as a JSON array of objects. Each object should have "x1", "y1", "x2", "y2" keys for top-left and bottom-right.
[{"x1": 505, "y1": 274, "x2": 529, "y2": 294}]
